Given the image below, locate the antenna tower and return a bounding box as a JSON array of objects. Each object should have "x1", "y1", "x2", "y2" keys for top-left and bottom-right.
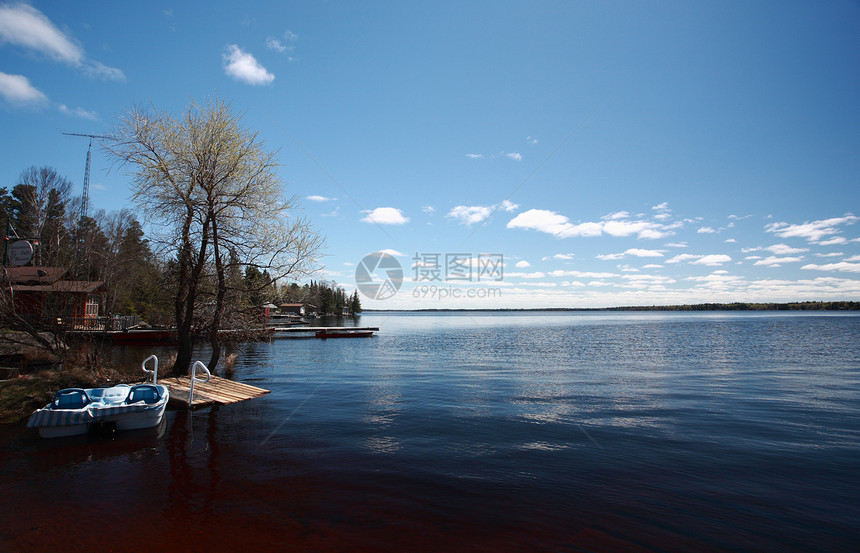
[{"x1": 63, "y1": 132, "x2": 111, "y2": 222}]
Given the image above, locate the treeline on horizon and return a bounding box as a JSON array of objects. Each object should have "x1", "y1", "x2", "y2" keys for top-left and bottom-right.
[{"x1": 367, "y1": 301, "x2": 859, "y2": 312}]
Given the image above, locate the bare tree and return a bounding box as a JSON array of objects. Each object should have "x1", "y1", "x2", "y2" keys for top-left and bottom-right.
[
  {"x1": 11, "y1": 167, "x2": 73, "y2": 267},
  {"x1": 106, "y1": 97, "x2": 323, "y2": 374}
]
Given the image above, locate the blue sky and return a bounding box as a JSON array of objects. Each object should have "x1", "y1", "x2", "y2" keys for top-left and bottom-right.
[{"x1": 1, "y1": 1, "x2": 858, "y2": 309}]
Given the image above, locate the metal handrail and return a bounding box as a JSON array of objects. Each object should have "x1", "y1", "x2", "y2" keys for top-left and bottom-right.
[
  {"x1": 141, "y1": 354, "x2": 159, "y2": 384},
  {"x1": 188, "y1": 360, "x2": 211, "y2": 407}
]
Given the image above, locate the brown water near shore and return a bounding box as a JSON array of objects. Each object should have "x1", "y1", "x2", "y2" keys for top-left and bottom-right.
[{"x1": 1, "y1": 409, "x2": 653, "y2": 553}]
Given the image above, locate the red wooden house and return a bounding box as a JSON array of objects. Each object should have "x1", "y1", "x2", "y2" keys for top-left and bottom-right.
[{"x1": 3, "y1": 266, "x2": 106, "y2": 326}]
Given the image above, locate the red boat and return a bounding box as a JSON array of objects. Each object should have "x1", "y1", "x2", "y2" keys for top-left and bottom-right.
[
  {"x1": 315, "y1": 330, "x2": 374, "y2": 339},
  {"x1": 110, "y1": 329, "x2": 176, "y2": 344}
]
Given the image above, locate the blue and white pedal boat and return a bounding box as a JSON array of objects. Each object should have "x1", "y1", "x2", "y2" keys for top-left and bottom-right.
[{"x1": 27, "y1": 355, "x2": 169, "y2": 438}]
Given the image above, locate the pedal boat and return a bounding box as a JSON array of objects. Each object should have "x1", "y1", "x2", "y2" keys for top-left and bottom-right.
[{"x1": 27, "y1": 355, "x2": 169, "y2": 438}]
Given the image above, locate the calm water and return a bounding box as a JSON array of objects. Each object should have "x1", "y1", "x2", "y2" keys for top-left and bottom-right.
[{"x1": 2, "y1": 312, "x2": 859, "y2": 552}]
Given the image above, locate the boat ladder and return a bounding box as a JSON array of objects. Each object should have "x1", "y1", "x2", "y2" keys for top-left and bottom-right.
[
  {"x1": 142, "y1": 354, "x2": 159, "y2": 384},
  {"x1": 188, "y1": 360, "x2": 211, "y2": 407}
]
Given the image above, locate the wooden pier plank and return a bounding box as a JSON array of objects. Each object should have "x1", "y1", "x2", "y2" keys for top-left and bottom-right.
[{"x1": 158, "y1": 375, "x2": 269, "y2": 409}]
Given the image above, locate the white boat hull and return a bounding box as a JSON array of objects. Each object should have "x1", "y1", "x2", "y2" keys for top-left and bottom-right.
[{"x1": 38, "y1": 423, "x2": 90, "y2": 439}]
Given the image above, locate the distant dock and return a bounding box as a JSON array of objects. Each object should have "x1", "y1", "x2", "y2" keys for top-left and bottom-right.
[
  {"x1": 159, "y1": 375, "x2": 270, "y2": 409},
  {"x1": 270, "y1": 326, "x2": 379, "y2": 336}
]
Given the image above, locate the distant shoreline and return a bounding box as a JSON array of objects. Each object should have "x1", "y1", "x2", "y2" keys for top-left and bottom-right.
[{"x1": 364, "y1": 301, "x2": 859, "y2": 313}]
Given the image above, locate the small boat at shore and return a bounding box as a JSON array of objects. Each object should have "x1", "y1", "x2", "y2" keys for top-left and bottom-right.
[
  {"x1": 315, "y1": 330, "x2": 374, "y2": 339},
  {"x1": 27, "y1": 355, "x2": 169, "y2": 438},
  {"x1": 110, "y1": 328, "x2": 176, "y2": 344}
]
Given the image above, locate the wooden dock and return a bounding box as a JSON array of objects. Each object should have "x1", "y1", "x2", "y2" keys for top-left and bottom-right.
[
  {"x1": 158, "y1": 375, "x2": 270, "y2": 409},
  {"x1": 271, "y1": 326, "x2": 379, "y2": 334}
]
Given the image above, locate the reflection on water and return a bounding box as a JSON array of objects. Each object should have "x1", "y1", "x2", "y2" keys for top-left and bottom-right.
[{"x1": 2, "y1": 312, "x2": 859, "y2": 552}]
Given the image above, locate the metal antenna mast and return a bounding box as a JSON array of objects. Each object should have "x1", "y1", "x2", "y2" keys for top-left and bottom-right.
[{"x1": 63, "y1": 132, "x2": 111, "y2": 222}]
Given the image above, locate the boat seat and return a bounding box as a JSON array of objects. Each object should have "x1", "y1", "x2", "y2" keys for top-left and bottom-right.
[
  {"x1": 101, "y1": 385, "x2": 131, "y2": 404},
  {"x1": 127, "y1": 385, "x2": 161, "y2": 405},
  {"x1": 52, "y1": 389, "x2": 90, "y2": 410}
]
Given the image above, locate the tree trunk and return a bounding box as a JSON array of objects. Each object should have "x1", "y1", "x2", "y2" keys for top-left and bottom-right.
[
  {"x1": 208, "y1": 213, "x2": 225, "y2": 371},
  {"x1": 171, "y1": 206, "x2": 211, "y2": 376},
  {"x1": 170, "y1": 206, "x2": 194, "y2": 376}
]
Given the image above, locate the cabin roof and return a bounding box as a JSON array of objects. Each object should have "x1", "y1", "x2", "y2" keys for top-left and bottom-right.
[
  {"x1": 11, "y1": 281, "x2": 106, "y2": 294},
  {"x1": 5, "y1": 266, "x2": 105, "y2": 294},
  {"x1": 4, "y1": 266, "x2": 68, "y2": 285}
]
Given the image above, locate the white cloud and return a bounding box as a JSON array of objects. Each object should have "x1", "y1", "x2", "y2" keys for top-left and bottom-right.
[
  {"x1": 58, "y1": 104, "x2": 97, "y2": 120},
  {"x1": 552, "y1": 253, "x2": 575, "y2": 260},
  {"x1": 801, "y1": 262, "x2": 860, "y2": 273},
  {"x1": 766, "y1": 215, "x2": 858, "y2": 243},
  {"x1": 548, "y1": 269, "x2": 618, "y2": 278},
  {"x1": 515, "y1": 260, "x2": 531, "y2": 268},
  {"x1": 507, "y1": 209, "x2": 674, "y2": 240},
  {"x1": 753, "y1": 256, "x2": 804, "y2": 267},
  {"x1": 447, "y1": 200, "x2": 519, "y2": 226},
  {"x1": 621, "y1": 274, "x2": 677, "y2": 285},
  {"x1": 0, "y1": 4, "x2": 82, "y2": 64},
  {"x1": 266, "y1": 30, "x2": 297, "y2": 55},
  {"x1": 0, "y1": 4, "x2": 124, "y2": 80},
  {"x1": 361, "y1": 207, "x2": 409, "y2": 225},
  {"x1": 508, "y1": 209, "x2": 600, "y2": 238},
  {"x1": 526, "y1": 136, "x2": 538, "y2": 144},
  {"x1": 0, "y1": 72, "x2": 47, "y2": 106},
  {"x1": 598, "y1": 248, "x2": 664, "y2": 261},
  {"x1": 686, "y1": 272, "x2": 746, "y2": 289},
  {"x1": 818, "y1": 237, "x2": 848, "y2": 246},
  {"x1": 466, "y1": 153, "x2": 483, "y2": 159},
  {"x1": 666, "y1": 254, "x2": 698, "y2": 264},
  {"x1": 82, "y1": 60, "x2": 125, "y2": 81},
  {"x1": 604, "y1": 211, "x2": 630, "y2": 220},
  {"x1": 667, "y1": 254, "x2": 732, "y2": 266},
  {"x1": 697, "y1": 226, "x2": 716, "y2": 234},
  {"x1": 223, "y1": 44, "x2": 274, "y2": 85},
  {"x1": 692, "y1": 255, "x2": 732, "y2": 266},
  {"x1": 265, "y1": 37, "x2": 287, "y2": 52},
  {"x1": 602, "y1": 219, "x2": 671, "y2": 239},
  {"x1": 448, "y1": 205, "x2": 491, "y2": 225},
  {"x1": 307, "y1": 195, "x2": 335, "y2": 202},
  {"x1": 507, "y1": 271, "x2": 546, "y2": 279},
  {"x1": 505, "y1": 152, "x2": 522, "y2": 161},
  {"x1": 625, "y1": 248, "x2": 664, "y2": 258},
  {"x1": 422, "y1": 205, "x2": 435, "y2": 214},
  {"x1": 766, "y1": 243, "x2": 808, "y2": 255},
  {"x1": 652, "y1": 202, "x2": 672, "y2": 221},
  {"x1": 378, "y1": 249, "x2": 405, "y2": 257}
]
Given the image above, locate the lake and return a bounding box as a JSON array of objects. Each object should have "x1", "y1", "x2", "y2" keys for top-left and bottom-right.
[{"x1": 1, "y1": 311, "x2": 859, "y2": 552}]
